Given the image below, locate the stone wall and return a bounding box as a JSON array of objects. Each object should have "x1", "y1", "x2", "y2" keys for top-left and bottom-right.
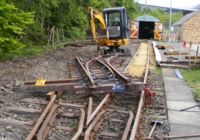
[{"x1": 181, "y1": 12, "x2": 200, "y2": 43}]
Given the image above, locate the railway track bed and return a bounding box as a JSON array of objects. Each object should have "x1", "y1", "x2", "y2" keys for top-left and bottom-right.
[{"x1": 0, "y1": 40, "x2": 167, "y2": 140}]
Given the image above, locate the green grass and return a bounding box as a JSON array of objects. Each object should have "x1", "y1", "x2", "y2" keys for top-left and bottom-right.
[
  {"x1": 0, "y1": 46, "x2": 45, "y2": 60},
  {"x1": 0, "y1": 42, "x2": 67, "y2": 60},
  {"x1": 154, "y1": 66, "x2": 162, "y2": 75},
  {"x1": 180, "y1": 68, "x2": 200, "y2": 101}
]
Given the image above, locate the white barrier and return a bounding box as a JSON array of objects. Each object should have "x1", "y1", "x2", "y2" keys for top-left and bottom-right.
[{"x1": 152, "y1": 42, "x2": 162, "y2": 65}]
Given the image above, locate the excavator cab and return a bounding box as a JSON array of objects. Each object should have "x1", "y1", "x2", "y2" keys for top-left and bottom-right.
[
  {"x1": 103, "y1": 7, "x2": 128, "y2": 41},
  {"x1": 88, "y1": 7, "x2": 129, "y2": 54}
]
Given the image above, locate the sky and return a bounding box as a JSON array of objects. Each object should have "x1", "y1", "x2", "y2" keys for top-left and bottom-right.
[{"x1": 136, "y1": 0, "x2": 200, "y2": 10}]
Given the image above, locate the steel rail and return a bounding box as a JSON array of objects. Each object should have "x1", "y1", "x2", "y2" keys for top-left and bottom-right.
[
  {"x1": 95, "y1": 57, "x2": 115, "y2": 79},
  {"x1": 87, "y1": 97, "x2": 93, "y2": 123},
  {"x1": 37, "y1": 104, "x2": 59, "y2": 140},
  {"x1": 76, "y1": 56, "x2": 96, "y2": 87},
  {"x1": 121, "y1": 111, "x2": 134, "y2": 140},
  {"x1": 26, "y1": 94, "x2": 56, "y2": 140},
  {"x1": 84, "y1": 110, "x2": 106, "y2": 140},
  {"x1": 71, "y1": 108, "x2": 85, "y2": 140},
  {"x1": 129, "y1": 43, "x2": 150, "y2": 140},
  {"x1": 86, "y1": 94, "x2": 110, "y2": 125},
  {"x1": 106, "y1": 55, "x2": 130, "y2": 84}
]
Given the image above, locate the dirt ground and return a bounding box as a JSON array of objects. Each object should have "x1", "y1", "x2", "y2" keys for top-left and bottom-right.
[{"x1": 0, "y1": 40, "x2": 169, "y2": 139}]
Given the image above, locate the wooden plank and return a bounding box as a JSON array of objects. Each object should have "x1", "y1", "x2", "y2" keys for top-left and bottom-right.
[
  {"x1": 20, "y1": 98, "x2": 85, "y2": 108},
  {"x1": 55, "y1": 126, "x2": 75, "y2": 132},
  {"x1": 159, "y1": 63, "x2": 189, "y2": 69},
  {"x1": 7, "y1": 107, "x2": 42, "y2": 114},
  {"x1": 110, "y1": 118, "x2": 123, "y2": 123},
  {"x1": 0, "y1": 118, "x2": 75, "y2": 132},
  {"x1": 99, "y1": 132, "x2": 119, "y2": 137},
  {"x1": 7, "y1": 106, "x2": 79, "y2": 118},
  {"x1": 60, "y1": 112, "x2": 79, "y2": 118},
  {"x1": 185, "y1": 56, "x2": 200, "y2": 59},
  {"x1": 0, "y1": 118, "x2": 33, "y2": 128},
  {"x1": 164, "y1": 51, "x2": 188, "y2": 55}
]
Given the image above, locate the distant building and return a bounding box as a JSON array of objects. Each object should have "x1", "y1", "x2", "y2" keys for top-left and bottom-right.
[
  {"x1": 173, "y1": 10, "x2": 200, "y2": 43},
  {"x1": 129, "y1": 15, "x2": 162, "y2": 40}
]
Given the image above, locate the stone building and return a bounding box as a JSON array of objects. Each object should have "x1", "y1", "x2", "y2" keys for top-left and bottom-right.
[{"x1": 173, "y1": 10, "x2": 200, "y2": 43}]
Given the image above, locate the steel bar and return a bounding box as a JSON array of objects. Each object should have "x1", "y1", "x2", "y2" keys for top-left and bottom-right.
[
  {"x1": 71, "y1": 109, "x2": 85, "y2": 140},
  {"x1": 129, "y1": 90, "x2": 144, "y2": 140},
  {"x1": 87, "y1": 97, "x2": 93, "y2": 123},
  {"x1": 129, "y1": 43, "x2": 150, "y2": 140},
  {"x1": 76, "y1": 56, "x2": 96, "y2": 87},
  {"x1": 95, "y1": 57, "x2": 115, "y2": 79},
  {"x1": 84, "y1": 110, "x2": 106, "y2": 140},
  {"x1": 106, "y1": 55, "x2": 130, "y2": 84},
  {"x1": 90, "y1": 118, "x2": 104, "y2": 138},
  {"x1": 42, "y1": 110, "x2": 58, "y2": 139},
  {"x1": 87, "y1": 94, "x2": 110, "y2": 125},
  {"x1": 18, "y1": 80, "x2": 144, "y2": 94},
  {"x1": 26, "y1": 94, "x2": 56, "y2": 140},
  {"x1": 24, "y1": 78, "x2": 79, "y2": 85},
  {"x1": 37, "y1": 104, "x2": 58, "y2": 140},
  {"x1": 121, "y1": 111, "x2": 134, "y2": 140}
]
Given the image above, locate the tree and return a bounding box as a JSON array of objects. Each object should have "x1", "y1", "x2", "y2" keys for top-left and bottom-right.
[{"x1": 0, "y1": 0, "x2": 33, "y2": 53}]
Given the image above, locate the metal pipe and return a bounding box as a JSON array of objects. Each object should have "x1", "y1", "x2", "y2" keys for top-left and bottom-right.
[
  {"x1": 25, "y1": 94, "x2": 56, "y2": 140},
  {"x1": 71, "y1": 109, "x2": 85, "y2": 140},
  {"x1": 87, "y1": 94, "x2": 110, "y2": 125}
]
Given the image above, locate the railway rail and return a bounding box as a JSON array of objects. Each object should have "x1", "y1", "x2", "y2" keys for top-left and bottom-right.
[{"x1": 0, "y1": 42, "x2": 150, "y2": 140}]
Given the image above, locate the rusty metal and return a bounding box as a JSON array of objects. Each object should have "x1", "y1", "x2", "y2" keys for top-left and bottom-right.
[
  {"x1": 106, "y1": 55, "x2": 130, "y2": 84},
  {"x1": 71, "y1": 108, "x2": 85, "y2": 140},
  {"x1": 121, "y1": 111, "x2": 134, "y2": 140},
  {"x1": 25, "y1": 78, "x2": 79, "y2": 85},
  {"x1": 129, "y1": 43, "x2": 150, "y2": 140},
  {"x1": 19, "y1": 82, "x2": 145, "y2": 94},
  {"x1": 36, "y1": 103, "x2": 58, "y2": 140},
  {"x1": 95, "y1": 57, "x2": 115, "y2": 79},
  {"x1": 76, "y1": 56, "x2": 96, "y2": 87},
  {"x1": 87, "y1": 94, "x2": 110, "y2": 125},
  {"x1": 90, "y1": 118, "x2": 104, "y2": 138},
  {"x1": 87, "y1": 97, "x2": 93, "y2": 123},
  {"x1": 42, "y1": 108, "x2": 58, "y2": 139},
  {"x1": 25, "y1": 94, "x2": 56, "y2": 140},
  {"x1": 84, "y1": 110, "x2": 106, "y2": 140}
]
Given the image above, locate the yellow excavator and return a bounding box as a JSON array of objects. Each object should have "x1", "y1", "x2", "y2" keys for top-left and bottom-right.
[{"x1": 88, "y1": 7, "x2": 129, "y2": 54}]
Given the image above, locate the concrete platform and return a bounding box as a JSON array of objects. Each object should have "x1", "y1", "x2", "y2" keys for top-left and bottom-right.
[
  {"x1": 170, "y1": 123, "x2": 200, "y2": 140},
  {"x1": 162, "y1": 68, "x2": 200, "y2": 139}
]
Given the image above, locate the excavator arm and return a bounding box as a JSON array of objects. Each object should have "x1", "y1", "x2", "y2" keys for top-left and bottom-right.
[{"x1": 88, "y1": 7, "x2": 106, "y2": 42}]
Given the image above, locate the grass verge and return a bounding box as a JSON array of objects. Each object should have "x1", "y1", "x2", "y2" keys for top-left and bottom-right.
[
  {"x1": 180, "y1": 68, "x2": 200, "y2": 102},
  {"x1": 0, "y1": 42, "x2": 66, "y2": 60}
]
